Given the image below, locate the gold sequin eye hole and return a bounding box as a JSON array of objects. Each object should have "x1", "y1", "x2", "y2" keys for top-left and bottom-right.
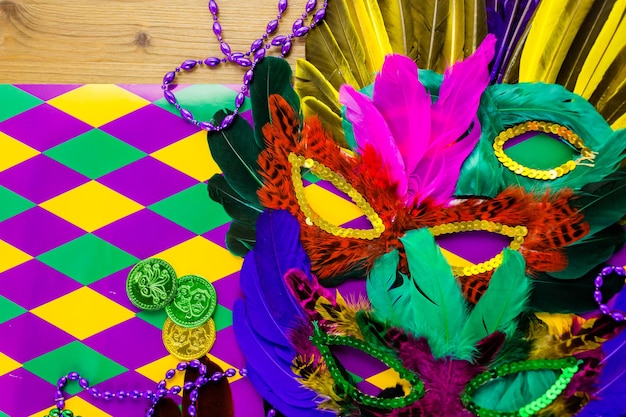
[
  {"x1": 492, "y1": 121, "x2": 597, "y2": 180},
  {"x1": 428, "y1": 221, "x2": 528, "y2": 277},
  {"x1": 288, "y1": 152, "x2": 385, "y2": 240}
]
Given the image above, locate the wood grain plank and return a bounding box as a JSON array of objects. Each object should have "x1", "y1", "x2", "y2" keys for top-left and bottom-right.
[{"x1": 0, "y1": 0, "x2": 307, "y2": 83}]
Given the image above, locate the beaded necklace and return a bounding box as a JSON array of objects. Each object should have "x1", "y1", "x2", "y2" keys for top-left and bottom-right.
[
  {"x1": 162, "y1": 0, "x2": 328, "y2": 132},
  {"x1": 45, "y1": 361, "x2": 260, "y2": 417}
]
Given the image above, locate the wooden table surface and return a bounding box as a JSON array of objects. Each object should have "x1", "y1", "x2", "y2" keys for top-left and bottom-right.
[{"x1": 0, "y1": 0, "x2": 307, "y2": 84}]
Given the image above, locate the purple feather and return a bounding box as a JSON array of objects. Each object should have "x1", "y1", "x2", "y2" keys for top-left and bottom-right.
[
  {"x1": 577, "y1": 288, "x2": 626, "y2": 416},
  {"x1": 233, "y1": 210, "x2": 332, "y2": 416},
  {"x1": 487, "y1": 0, "x2": 540, "y2": 83}
]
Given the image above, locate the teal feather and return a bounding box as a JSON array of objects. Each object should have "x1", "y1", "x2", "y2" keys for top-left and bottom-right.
[
  {"x1": 462, "y1": 249, "x2": 529, "y2": 345},
  {"x1": 208, "y1": 111, "x2": 264, "y2": 204},
  {"x1": 472, "y1": 370, "x2": 557, "y2": 412},
  {"x1": 250, "y1": 57, "x2": 301, "y2": 149},
  {"x1": 457, "y1": 82, "x2": 626, "y2": 197},
  {"x1": 572, "y1": 173, "x2": 626, "y2": 238},
  {"x1": 366, "y1": 249, "x2": 402, "y2": 326}
]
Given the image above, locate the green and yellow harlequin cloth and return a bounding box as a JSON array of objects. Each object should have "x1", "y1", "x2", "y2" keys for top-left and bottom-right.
[{"x1": 0, "y1": 84, "x2": 409, "y2": 417}]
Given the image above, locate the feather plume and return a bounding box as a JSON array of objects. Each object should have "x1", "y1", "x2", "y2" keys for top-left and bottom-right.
[
  {"x1": 344, "y1": 0, "x2": 393, "y2": 74},
  {"x1": 225, "y1": 220, "x2": 255, "y2": 257},
  {"x1": 487, "y1": 0, "x2": 539, "y2": 83},
  {"x1": 556, "y1": 0, "x2": 618, "y2": 90},
  {"x1": 339, "y1": 84, "x2": 408, "y2": 196},
  {"x1": 207, "y1": 111, "x2": 263, "y2": 204},
  {"x1": 378, "y1": 0, "x2": 418, "y2": 57},
  {"x1": 250, "y1": 57, "x2": 300, "y2": 149},
  {"x1": 207, "y1": 174, "x2": 262, "y2": 225},
  {"x1": 300, "y1": 97, "x2": 346, "y2": 148},
  {"x1": 519, "y1": 0, "x2": 594, "y2": 84},
  {"x1": 294, "y1": 59, "x2": 341, "y2": 115},
  {"x1": 303, "y1": 22, "x2": 362, "y2": 90},
  {"x1": 464, "y1": 0, "x2": 488, "y2": 55},
  {"x1": 574, "y1": 0, "x2": 626, "y2": 99},
  {"x1": 413, "y1": 0, "x2": 451, "y2": 72},
  {"x1": 444, "y1": 0, "x2": 466, "y2": 66},
  {"x1": 233, "y1": 210, "x2": 332, "y2": 416},
  {"x1": 400, "y1": 229, "x2": 472, "y2": 359},
  {"x1": 589, "y1": 45, "x2": 626, "y2": 124},
  {"x1": 154, "y1": 398, "x2": 181, "y2": 417},
  {"x1": 462, "y1": 249, "x2": 529, "y2": 344}
]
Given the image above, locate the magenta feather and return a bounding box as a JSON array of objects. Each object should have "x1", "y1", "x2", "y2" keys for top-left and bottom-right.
[
  {"x1": 372, "y1": 54, "x2": 432, "y2": 176},
  {"x1": 339, "y1": 84, "x2": 408, "y2": 197}
]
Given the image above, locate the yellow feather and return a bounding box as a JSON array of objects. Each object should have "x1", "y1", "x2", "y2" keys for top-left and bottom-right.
[
  {"x1": 378, "y1": 0, "x2": 419, "y2": 58},
  {"x1": 413, "y1": 1, "x2": 451, "y2": 72},
  {"x1": 519, "y1": 0, "x2": 594, "y2": 83},
  {"x1": 315, "y1": 0, "x2": 372, "y2": 87},
  {"x1": 305, "y1": 21, "x2": 361, "y2": 90},
  {"x1": 345, "y1": 0, "x2": 393, "y2": 75},
  {"x1": 463, "y1": 0, "x2": 487, "y2": 55},
  {"x1": 612, "y1": 112, "x2": 626, "y2": 129},
  {"x1": 301, "y1": 97, "x2": 347, "y2": 147},
  {"x1": 294, "y1": 59, "x2": 341, "y2": 114},
  {"x1": 575, "y1": 0, "x2": 626, "y2": 98},
  {"x1": 444, "y1": 0, "x2": 465, "y2": 67}
]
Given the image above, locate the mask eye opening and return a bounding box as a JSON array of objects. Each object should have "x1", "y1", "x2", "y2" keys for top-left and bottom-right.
[
  {"x1": 309, "y1": 322, "x2": 425, "y2": 410},
  {"x1": 461, "y1": 356, "x2": 582, "y2": 416},
  {"x1": 493, "y1": 121, "x2": 597, "y2": 180},
  {"x1": 289, "y1": 152, "x2": 385, "y2": 240}
]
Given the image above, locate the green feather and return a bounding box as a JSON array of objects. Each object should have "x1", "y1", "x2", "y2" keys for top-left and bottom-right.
[
  {"x1": 249, "y1": 57, "x2": 300, "y2": 149},
  {"x1": 458, "y1": 82, "x2": 626, "y2": 196},
  {"x1": 225, "y1": 220, "x2": 256, "y2": 257},
  {"x1": 472, "y1": 370, "x2": 557, "y2": 412},
  {"x1": 207, "y1": 111, "x2": 264, "y2": 204},
  {"x1": 573, "y1": 173, "x2": 626, "y2": 237},
  {"x1": 207, "y1": 173, "x2": 263, "y2": 225},
  {"x1": 367, "y1": 249, "x2": 402, "y2": 326},
  {"x1": 462, "y1": 250, "x2": 529, "y2": 345},
  {"x1": 399, "y1": 229, "x2": 471, "y2": 359}
]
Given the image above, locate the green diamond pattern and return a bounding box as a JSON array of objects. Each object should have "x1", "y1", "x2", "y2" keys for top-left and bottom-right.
[
  {"x1": 0, "y1": 410, "x2": 9, "y2": 417},
  {"x1": 213, "y1": 304, "x2": 232, "y2": 331},
  {"x1": 154, "y1": 84, "x2": 250, "y2": 122},
  {"x1": 0, "y1": 186, "x2": 36, "y2": 222},
  {"x1": 302, "y1": 170, "x2": 322, "y2": 184},
  {"x1": 136, "y1": 309, "x2": 168, "y2": 329},
  {"x1": 22, "y1": 341, "x2": 127, "y2": 395},
  {"x1": 43, "y1": 129, "x2": 145, "y2": 179},
  {"x1": 0, "y1": 295, "x2": 26, "y2": 324},
  {"x1": 0, "y1": 86, "x2": 43, "y2": 122},
  {"x1": 37, "y1": 234, "x2": 139, "y2": 285},
  {"x1": 148, "y1": 183, "x2": 230, "y2": 234}
]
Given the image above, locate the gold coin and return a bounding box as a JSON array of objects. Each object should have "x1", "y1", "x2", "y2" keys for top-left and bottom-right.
[{"x1": 162, "y1": 317, "x2": 216, "y2": 360}]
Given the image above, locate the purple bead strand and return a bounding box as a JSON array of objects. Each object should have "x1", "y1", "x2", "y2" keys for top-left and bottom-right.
[
  {"x1": 594, "y1": 265, "x2": 626, "y2": 321},
  {"x1": 162, "y1": 0, "x2": 329, "y2": 131}
]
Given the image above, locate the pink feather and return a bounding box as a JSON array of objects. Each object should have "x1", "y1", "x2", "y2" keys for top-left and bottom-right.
[
  {"x1": 372, "y1": 54, "x2": 431, "y2": 176},
  {"x1": 430, "y1": 34, "x2": 496, "y2": 149},
  {"x1": 339, "y1": 85, "x2": 408, "y2": 197}
]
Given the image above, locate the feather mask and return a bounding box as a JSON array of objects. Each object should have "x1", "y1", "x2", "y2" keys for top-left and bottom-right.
[{"x1": 233, "y1": 210, "x2": 626, "y2": 416}]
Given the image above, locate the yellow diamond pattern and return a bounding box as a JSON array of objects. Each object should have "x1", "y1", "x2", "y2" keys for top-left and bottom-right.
[
  {"x1": 0, "y1": 239, "x2": 33, "y2": 273},
  {"x1": 47, "y1": 84, "x2": 149, "y2": 127},
  {"x1": 0, "y1": 132, "x2": 39, "y2": 172},
  {"x1": 151, "y1": 131, "x2": 221, "y2": 181},
  {"x1": 135, "y1": 355, "x2": 186, "y2": 388},
  {"x1": 31, "y1": 287, "x2": 134, "y2": 340},
  {"x1": 0, "y1": 352, "x2": 21, "y2": 377},
  {"x1": 29, "y1": 396, "x2": 113, "y2": 417},
  {"x1": 366, "y1": 367, "x2": 412, "y2": 393},
  {"x1": 153, "y1": 236, "x2": 243, "y2": 282},
  {"x1": 40, "y1": 181, "x2": 143, "y2": 232}
]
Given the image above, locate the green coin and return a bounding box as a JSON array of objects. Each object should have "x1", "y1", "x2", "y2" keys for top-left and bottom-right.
[
  {"x1": 165, "y1": 275, "x2": 217, "y2": 328},
  {"x1": 126, "y1": 258, "x2": 177, "y2": 310}
]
